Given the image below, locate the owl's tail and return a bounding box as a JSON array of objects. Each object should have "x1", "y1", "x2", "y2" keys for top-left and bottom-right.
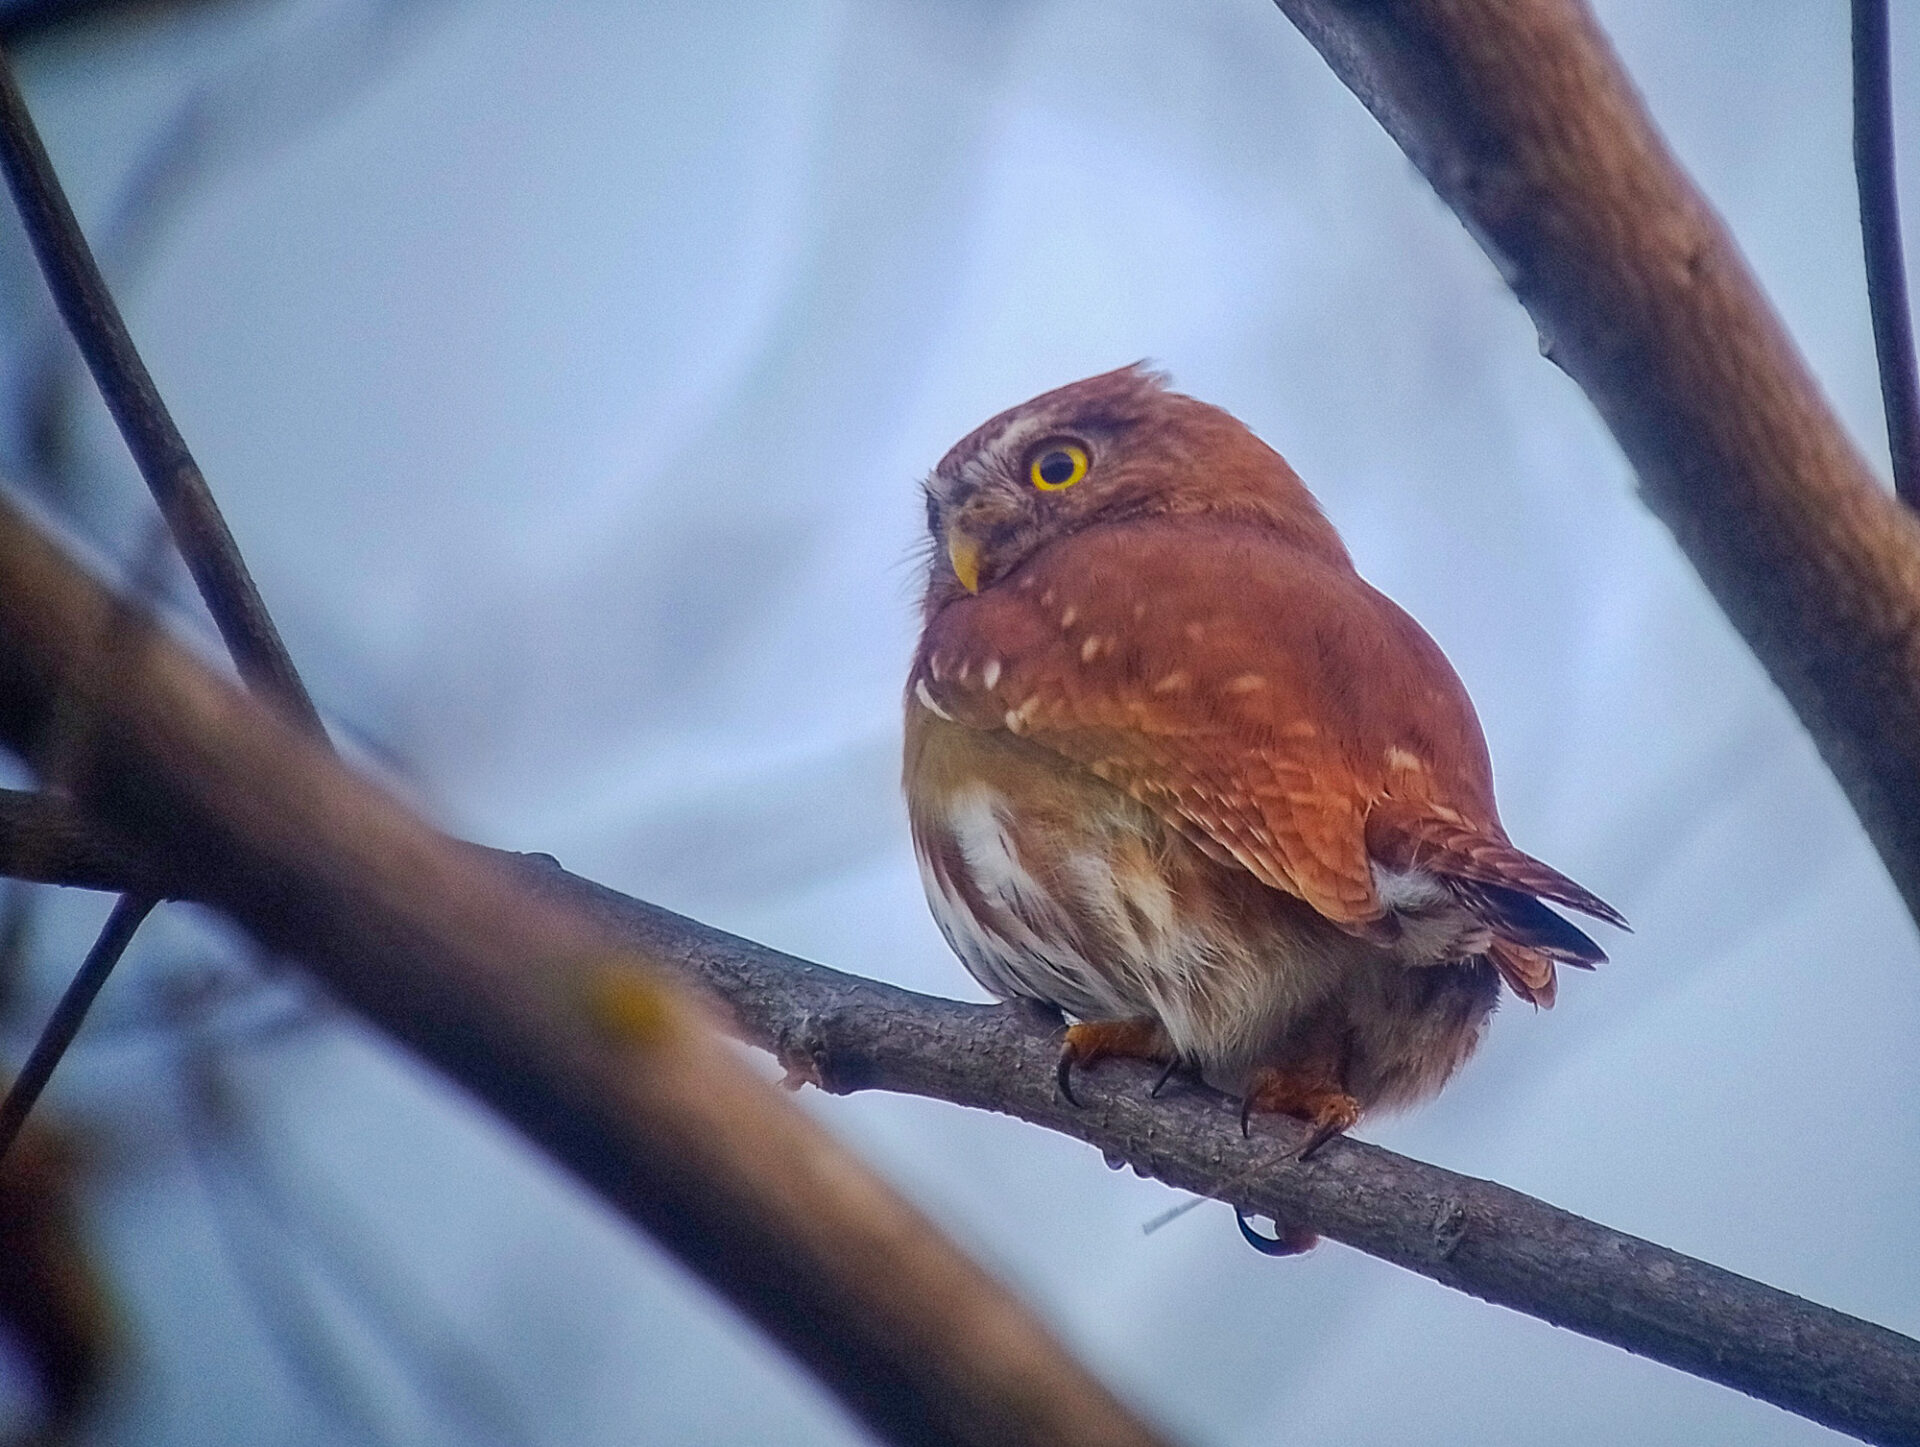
[{"x1": 1368, "y1": 808, "x2": 1625, "y2": 1008}]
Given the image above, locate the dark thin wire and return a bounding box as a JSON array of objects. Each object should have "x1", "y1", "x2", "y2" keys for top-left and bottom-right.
[
  {"x1": 0, "y1": 41, "x2": 328, "y2": 1161},
  {"x1": 1853, "y1": 0, "x2": 1920, "y2": 509},
  {"x1": 0, "y1": 893, "x2": 150, "y2": 1157}
]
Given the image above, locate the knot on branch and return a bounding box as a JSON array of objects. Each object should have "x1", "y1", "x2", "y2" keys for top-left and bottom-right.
[
  {"x1": 776, "y1": 1010, "x2": 875, "y2": 1096},
  {"x1": 1429, "y1": 1196, "x2": 1471, "y2": 1260}
]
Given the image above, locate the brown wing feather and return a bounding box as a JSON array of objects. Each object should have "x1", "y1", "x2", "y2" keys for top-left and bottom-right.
[
  {"x1": 1367, "y1": 804, "x2": 1627, "y2": 929},
  {"x1": 912, "y1": 520, "x2": 1506, "y2": 929}
]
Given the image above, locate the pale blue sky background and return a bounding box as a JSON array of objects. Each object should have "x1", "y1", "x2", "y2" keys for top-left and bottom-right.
[{"x1": 2, "y1": 2, "x2": 1917, "y2": 1443}]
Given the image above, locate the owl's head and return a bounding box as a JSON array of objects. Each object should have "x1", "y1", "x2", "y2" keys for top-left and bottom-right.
[{"x1": 919, "y1": 364, "x2": 1346, "y2": 613}]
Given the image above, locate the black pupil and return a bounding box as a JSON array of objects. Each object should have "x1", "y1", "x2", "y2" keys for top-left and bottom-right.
[{"x1": 1038, "y1": 450, "x2": 1076, "y2": 486}]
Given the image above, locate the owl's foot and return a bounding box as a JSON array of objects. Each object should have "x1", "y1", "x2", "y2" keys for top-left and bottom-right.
[
  {"x1": 1055, "y1": 1017, "x2": 1172, "y2": 1107},
  {"x1": 1238, "y1": 1066, "x2": 1361, "y2": 1160}
]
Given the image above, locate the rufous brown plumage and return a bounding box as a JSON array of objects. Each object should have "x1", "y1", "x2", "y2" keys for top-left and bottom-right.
[{"x1": 903, "y1": 365, "x2": 1622, "y2": 1172}]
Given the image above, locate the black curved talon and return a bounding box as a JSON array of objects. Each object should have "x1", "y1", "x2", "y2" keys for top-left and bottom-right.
[
  {"x1": 1239, "y1": 1095, "x2": 1254, "y2": 1138},
  {"x1": 1149, "y1": 1057, "x2": 1182, "y2": 1098},
  {"x1": 1055, "y1": 1050, "x2": 1082, "y2": 1108},
  {"x1": 1235, "y1": 1209, "x2": 1309, "y2": 1257}
]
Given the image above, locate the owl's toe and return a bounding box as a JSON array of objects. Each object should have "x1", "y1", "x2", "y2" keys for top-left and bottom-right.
[
  {"x1": 1054, "y1": 1017, "x2": 1173, "y2": 1108},
  {"x1": 1239, "y1": 1065, "x2": 1362, "y2": 1158}
]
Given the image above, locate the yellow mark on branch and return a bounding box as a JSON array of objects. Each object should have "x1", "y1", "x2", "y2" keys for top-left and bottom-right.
[{"x1": 583, "y1": 961, "x2": 679, "y2": 1049}]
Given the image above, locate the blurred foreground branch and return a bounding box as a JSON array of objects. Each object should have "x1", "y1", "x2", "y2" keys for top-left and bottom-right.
[
  {"x1": 1269, "y1": 0, "x2": 1920, "y2": 927},
  {"x1": 5, "y1": 714, "x2": 1920, "y2": 1442},
  {"x1": 0, "y1": 495, "x2": 1174, "y2": 1447}
]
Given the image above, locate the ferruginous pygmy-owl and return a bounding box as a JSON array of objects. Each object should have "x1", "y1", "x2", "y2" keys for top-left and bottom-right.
[{"x1": 904, "y1": 365, "x2": 1623, "y2": 1168}]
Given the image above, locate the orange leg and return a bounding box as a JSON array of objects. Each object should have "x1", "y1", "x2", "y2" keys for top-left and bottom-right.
[
  {"x1": 1239, "y1": 1064, "x2": 1361, "y2": 1160},
  {"x1": 1055, "y1": 1017, "x2": 1173, "y2": 1106}
]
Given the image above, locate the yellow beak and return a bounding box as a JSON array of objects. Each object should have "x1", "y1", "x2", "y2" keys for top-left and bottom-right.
[{"x1": 945, "y1": 528, "x2": 982, "y2": 594}]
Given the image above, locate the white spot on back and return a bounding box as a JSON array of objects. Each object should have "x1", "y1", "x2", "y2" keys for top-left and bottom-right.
[{"x1": 914, "y1": 677, "x2": 955, "y2": 722}]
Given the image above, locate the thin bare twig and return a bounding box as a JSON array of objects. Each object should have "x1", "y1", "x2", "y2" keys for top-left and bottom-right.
[
  {"x1": 0, "y1": 892, "x2": 149, "y2": 1158},
  {"x1": 1853, "y1": 0, "x2": 1920, "y2": 508},
  {"x1": 0, "y1": 41, "x2": 330, "y2": 1163},
  {"x1": 3, "y1": 655, "x2": 1919, "y2": 1443},
  {"x1": 0, "y1": 47, "x2": 319, "y2": 729}
]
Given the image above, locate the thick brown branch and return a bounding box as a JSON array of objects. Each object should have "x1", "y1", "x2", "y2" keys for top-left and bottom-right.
[
  {"x1": 0, "y1": 789, "x2": 165, "y2": 894},
  {"x1": 10, "y1": 764, "x2": 1920, "y2": 1441},
  {"x1": 0, "y1": 495, "x2": 1174, "y2": 1447},
  {"x1": 1268, "y1": 0, "x2": 1920, "y2": 925}
]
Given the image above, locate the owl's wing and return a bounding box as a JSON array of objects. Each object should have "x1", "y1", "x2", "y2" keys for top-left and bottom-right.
[{"x1": 913, "y1": 521, "x2": 1615, "y2": 938}]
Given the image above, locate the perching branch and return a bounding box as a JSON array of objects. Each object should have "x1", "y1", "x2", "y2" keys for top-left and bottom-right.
[
  {"x1": 5, "y1": 694, "x2": 1920, "y2": 1441},
  {"x1": 0, "y1": 486, "x2": 1176, "y2": 1447},
  {"x1": 1853, "y1": 0, "x2": 1920, "y2": 509},
  {"x1": 1268, "y1": 0, "x2": 1920, "y2": 929},
  {"x1": 535, "y1": 865, "x2": 1920, "y2": 1447}
]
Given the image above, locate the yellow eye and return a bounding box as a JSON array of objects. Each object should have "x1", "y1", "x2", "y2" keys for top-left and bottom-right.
[{"x1": 1029, "y1": 442, "x2": 1089, "y2": 491}]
